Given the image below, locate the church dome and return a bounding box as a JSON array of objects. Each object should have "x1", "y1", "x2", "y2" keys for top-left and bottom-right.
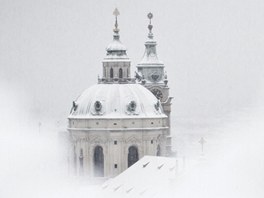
[{"x1": 69, "y1": 83, "x2": 166, "y2": 119}]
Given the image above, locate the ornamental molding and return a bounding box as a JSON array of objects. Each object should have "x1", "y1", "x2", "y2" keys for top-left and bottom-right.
[
  {"x1": 90, "y1": 136, "x2": 107, "y2": 144},
  {"x1": 125, "y1": 136, "x2": 140, "y2": 144}
]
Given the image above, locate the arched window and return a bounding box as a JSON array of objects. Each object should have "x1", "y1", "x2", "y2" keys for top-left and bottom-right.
[
  {"x1": 110, "y1": 68, "x2": 113, "y2": 78},
  {"x1": 94, "y1": 146, "x2": 104, "y2": 177},
  {"x1": 119, "y1": 68, "x2": 123, "y2": 78},
  {"x1": 128, "y1": 146, "x2": 139, "y2": 167},
  {"x1": 79, "y1": 148, "x2": 84, "y2": 175},
  {"x1": 157, "y1": 144, "x2": 161, "y2": 156}
]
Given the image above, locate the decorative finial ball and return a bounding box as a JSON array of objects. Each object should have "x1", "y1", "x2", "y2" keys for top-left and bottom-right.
[
  {"x1": 148, "y1": 24, "x2": 153, "y2": 31},
  {"x1": 147, "y1": 12, "x2": 153, "y2": 19}
]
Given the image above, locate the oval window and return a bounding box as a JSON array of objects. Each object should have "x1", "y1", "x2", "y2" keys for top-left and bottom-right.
[{"x1": 94, "y1": 101, "x2": 102, "y2": 112}]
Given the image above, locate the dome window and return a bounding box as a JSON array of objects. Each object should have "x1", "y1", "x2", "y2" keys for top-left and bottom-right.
[
  {"x1": 127, "y1": 101, "x2": 137, "y2": 112},
  {"x1": 94, "y1": 101, "x2": 102, "y2": 112}
]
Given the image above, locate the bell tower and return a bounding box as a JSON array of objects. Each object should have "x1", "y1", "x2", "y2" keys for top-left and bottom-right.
[{"x1": 136, "y1": 13, "x2": 173, "y2": 155}]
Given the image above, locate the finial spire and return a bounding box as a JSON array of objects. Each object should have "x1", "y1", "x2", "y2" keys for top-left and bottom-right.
[
  {"x1": 147, "y1": 12, "x2": 154, "y2": 39},
  {"x1": 113, "y1": 8, "x2": 120, "y2": 34}
]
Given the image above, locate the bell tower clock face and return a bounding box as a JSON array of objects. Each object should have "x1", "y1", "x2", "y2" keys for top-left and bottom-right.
[{"x1": 151, "y1": 88, "x2": 163, "y2": 101}]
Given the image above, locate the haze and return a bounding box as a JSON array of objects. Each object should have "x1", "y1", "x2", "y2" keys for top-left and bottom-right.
[{"x1": 1, "y1": 0, "x2": 264, "y2": 197}]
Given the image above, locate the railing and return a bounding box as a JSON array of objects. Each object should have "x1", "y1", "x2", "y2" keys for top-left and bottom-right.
[{"x1": 98, "y1": 77, "x2": 136, "y2": 84}]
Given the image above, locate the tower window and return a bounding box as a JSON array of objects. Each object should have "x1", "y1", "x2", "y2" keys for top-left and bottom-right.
[
  {"x1": 114, "y1": 140, "x2": 117, "y2": 145},
  {"x1": 110, "y1": 68, "x2": 113, "y2": 78},
  {"x1": 119, "y1": 68, "x2": 123, "y2": 78},
  {"x1": 151, "y1": 140, "x2": 153, "y2": 144},
  {"x1": 114, "y1": 164, "x2": 118, "y2": 168}
]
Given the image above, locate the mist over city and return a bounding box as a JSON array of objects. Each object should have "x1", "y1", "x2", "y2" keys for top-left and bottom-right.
[{"x1": 1, "y1": 0, "x2": 264, "y2": 197}]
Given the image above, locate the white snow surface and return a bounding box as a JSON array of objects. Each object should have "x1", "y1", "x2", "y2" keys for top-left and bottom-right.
[
  {"x1": 106, "y1": 39, "x2": 127, "y2": 52},
  {"x1": 139, "y1": 53, "x2": 163, "y2": 65},
  {"x1": 138, "y1": 40, "x2": 164, "y2": 65},
  {"x1": 97, "y1": 156, "x2": 184, "y2": 198},
  {"x1": 69, "y1": 83, "x2": 166, "y2": 118}
]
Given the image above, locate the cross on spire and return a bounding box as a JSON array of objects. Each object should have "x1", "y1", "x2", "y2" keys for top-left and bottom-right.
[
  {"x1": 148, "y1": 12, "x2": 153, "y2": 24},
  {"x1": 113, "y1": 8, "x2": 120, "y2": 34},
  {"x1": 198, "y1": 137, "x2": 206, "y2": 153}
]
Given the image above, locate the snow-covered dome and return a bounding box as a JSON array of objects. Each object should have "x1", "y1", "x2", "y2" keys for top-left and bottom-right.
[
  {"x1": 69, "y1": 83, "x2": 166, "y2": 119},
  {"x1": 104, "y1": 33, "x2": 128, "y2": 59},
  {"x1": 106, "y1": 38, "x2": 126, "y2": 52}
]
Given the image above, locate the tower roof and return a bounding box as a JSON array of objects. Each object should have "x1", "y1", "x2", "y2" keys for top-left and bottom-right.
[
  {"x1": 137, "y1": 13, "x2": 164, "y2": 67},
  {"x1": 99, "y1": 9, "x2": 134, "y2": 84},
  {"x1": 105, "y1": 8, "x2": 128, "y2": 59}
]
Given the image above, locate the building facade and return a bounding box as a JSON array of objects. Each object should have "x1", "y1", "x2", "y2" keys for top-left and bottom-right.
[{"x1": 67, "y1": 10, "x2": 171, "y2": 178}]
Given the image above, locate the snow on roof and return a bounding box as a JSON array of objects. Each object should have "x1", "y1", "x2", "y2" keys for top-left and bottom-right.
[
  {"x1": 138, "y1": 53, "x2": 163, "y2": 65},
  {"x1": 69, "y1": 25, "x2": 166, "y2": 120},
  {"x1": 106, "y1": 39, "x2": 127, "y2": 52},
  {"x1": 69, "y1": 84, "x2": 166, "y2": 119},
  {"x1": 137, "y1": 39, "x2": 164, "y2": 67},
  {"x1": 97, "y1": 156, "x2": 185, "y2": 198}
]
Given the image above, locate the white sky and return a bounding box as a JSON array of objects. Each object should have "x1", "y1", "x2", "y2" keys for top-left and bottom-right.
[{"x1": 1, "y1": 0, "x2": 264, "y2": 129}]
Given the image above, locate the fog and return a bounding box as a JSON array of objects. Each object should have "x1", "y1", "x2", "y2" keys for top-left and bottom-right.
[
  {"x1": 0, "y1": 86, "x2": 99, "y2": 198},
  {"x1": 171, "y1": 110, "x2": 264, "y2": 198},
  {"x1": 1, "y1": 0, "x2": 264, "y2": 197},
  {"x1": 1, "y1": 0, "x2": 264, "y2": 126},
  {"x1": 1, "y1": 85, "x2": 263, "y2": 198}
]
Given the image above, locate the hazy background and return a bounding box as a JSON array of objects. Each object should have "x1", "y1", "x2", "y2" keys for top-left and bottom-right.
[
  {"x1": 1, "y1": 0, "x2": 264, "y2": 197},
  {"x1": 1, "y1": 0, "x2": 264, "y2": 130}
]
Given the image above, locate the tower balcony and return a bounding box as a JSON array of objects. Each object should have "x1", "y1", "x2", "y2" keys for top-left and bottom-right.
[{"x1": 98, "y1": 77, "x2": 136, "y2": 84}]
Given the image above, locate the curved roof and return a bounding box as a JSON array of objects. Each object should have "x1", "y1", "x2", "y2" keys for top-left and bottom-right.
[
  {"x1": 105, "y1": 34, "x2": 128, "y2": 59},
  {"x1": 69, "y1": 84, "x2": 166, "y2": 119},
  {"x1": 106, "y1": 39, "x2": 127, "y2": 52}
]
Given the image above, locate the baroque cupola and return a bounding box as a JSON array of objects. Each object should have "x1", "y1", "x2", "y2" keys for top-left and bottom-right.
[
  {"x1": 69, "y1": 9, "x2": 165, "y2": 119},
  {"x1": 99, "y1": 8, "x2": 133, "y2": 84}
]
